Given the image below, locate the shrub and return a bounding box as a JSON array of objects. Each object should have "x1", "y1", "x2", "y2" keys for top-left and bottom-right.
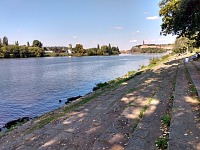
[
  {"x1": 93, "y1": 82, "x2": 108, "y2": 91},
  {"x1": 149, "y1": 57, "x2": 160, "y2": 64}
]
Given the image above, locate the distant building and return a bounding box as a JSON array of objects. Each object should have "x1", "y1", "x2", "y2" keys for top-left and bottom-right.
[{"x1": 68, "y1": 49, "x2": 72, "y2": 54}]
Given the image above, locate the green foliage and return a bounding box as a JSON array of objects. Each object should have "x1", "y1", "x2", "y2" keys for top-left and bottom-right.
[
  {"x1": 131, "y1": 47, "x2": 168, "y2": 53},
  {"x1": 162, "y1": 114, "x2": 171, "y2": 126},
  {"x1": 155, "y1": 137, "x2": 169, "y2": 149},
  {"x1": 15, "y1": 41, "x2": 19, "y2": 46},
  {"x1": 0, "y1": 45, "x2": 44, "y2": 58},
  {"x1": 149, "y1": 57, "x2": 160, "y2": 64},
  {"x1": 159, "y1": 0, "x2": 200, "y2": 46},
  {"x1": 85, "y1": 44, "x2": 120, "y2": 56},
  {"x1": 93, "y1": 82, "x2": 108, "y2": 91},
  {"x1": 173, "y1": 37, "x2": 191, "y2": 53},
  {"x1": 3, "y1": 36, "x2": 8, "y2": 46},
  {"x1": 85, "y1": 48, "x2": 97, "y2": 56},
  {"x1": 161, "y1": 54, "x2": 170, "y2": 60},
  {"x1": 27, "y1": 42, "x2": 30, "y2": 47},
  {"x1": 0, "y1": 38, "x2": 2, "y2": 47},
  {"x1": 32, "y1": 40, "x2": 43, "y2": 48},
  {"x1": 74, "y1": 44, "x2": 85, "y2": 55},
  {"x1": 139, "y1": 105, "x2": 148, "y2": 119}
]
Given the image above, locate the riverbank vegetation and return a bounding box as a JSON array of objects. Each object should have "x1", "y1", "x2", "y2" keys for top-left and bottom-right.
[
  {"x1": 0, "y1": 37, "x2": 44, "y2": 58},
  {"x1": 0, "y1": 36, "x2": 120, "y2": 58},
  {"x1": 130, "y1": 47, "x2": 168, "y2": 53}
]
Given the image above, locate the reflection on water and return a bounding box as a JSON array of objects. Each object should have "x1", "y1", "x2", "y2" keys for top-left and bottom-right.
[{"x1": 0, "y1": 54, "x2": 164, "y2": 127}]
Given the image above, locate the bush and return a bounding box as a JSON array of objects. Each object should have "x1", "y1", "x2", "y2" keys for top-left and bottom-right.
[
  {"x1": 149, "y1": 57, "x2": 160, "y2": 64},
  {"x1": 93, "y1": 82, "x2": 108, "y2": 91}
]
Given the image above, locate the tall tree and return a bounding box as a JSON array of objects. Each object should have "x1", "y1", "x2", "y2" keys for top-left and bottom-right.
[
  {"x1": 27, "y1": 41, "x2": 30, "y2": 47},
  {"x1": 32, "y1": 40, "x2": 43, "y2": 48},
  {"x1": 97, "y1": 44, "x2": 100, "y2": 50},
  {"x1": 173, "y1": 37, "x2": 190, "y2": 53},
  {"x1": 159, "y1": 0, "x2": 200, "y2": 46},
  {"x1": 15, "y1": 41, "x2": 19, "y2": 46},
  {"x1": 3, "y1": 36, "x2": 8, "y2": 46},
  {"x1": 0, "y1": 38, "x2": 2, "y2": 47},
  {"x1": 75, "y1": 44, "x2": 84, "y2": 55},
  {"x1": 68, "y1": 44, "x2": 72, "y2": 50}
]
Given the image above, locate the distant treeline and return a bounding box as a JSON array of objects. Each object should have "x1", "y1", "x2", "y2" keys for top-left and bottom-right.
[
  {"x1": 130, "y1": 47, "x2": 168, "y2": 53},
  {"x1": 0, "y1": 36, "x2": 120, "y2": 58},
  {"x1": 0, "y1": 37, "x2": 44, "y2": 58},
  {"x1": 83, "y1": 44, "x2": 120, "y2": 56}
]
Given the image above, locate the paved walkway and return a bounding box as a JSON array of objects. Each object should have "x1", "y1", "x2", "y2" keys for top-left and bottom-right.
[{"x1": 0, "y1": 55, "x2": 199, "y2": 150}]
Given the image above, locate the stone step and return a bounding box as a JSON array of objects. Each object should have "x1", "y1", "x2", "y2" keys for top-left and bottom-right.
[
  {"x1": 124, "y1": 62, "x2": 178, "y2": 150},
  {"x1": 185, "y1": 61, "x2": 200, "y2": 96},
  {"x1": 91, "y1": 72, "x2": 161, "y2": 150},
  {"x1": 168, "y1": 62, "x2": 200, "y2": 150}
]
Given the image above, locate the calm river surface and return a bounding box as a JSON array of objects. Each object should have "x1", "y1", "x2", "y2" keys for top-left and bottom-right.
[{"x1": 0, "y1": 54, "x2": 164, "y2": 127}]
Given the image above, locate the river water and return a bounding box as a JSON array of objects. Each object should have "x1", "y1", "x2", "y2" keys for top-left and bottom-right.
[{"x1": 0, "y1": 54, "x2": 164, "y2": 127}]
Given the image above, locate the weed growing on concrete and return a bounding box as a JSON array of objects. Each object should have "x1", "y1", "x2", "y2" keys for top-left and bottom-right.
[
  {"x1": 155, "y1": 137, "x2": 169, "y2": 149},
  {"x1": 162, "y1": 114, "x2": 171, "y2": 127}
]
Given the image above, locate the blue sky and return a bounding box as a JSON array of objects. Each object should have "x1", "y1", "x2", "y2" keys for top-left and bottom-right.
[{"x1": 0, "y1": 0, "x2": 176, "y2": 50}]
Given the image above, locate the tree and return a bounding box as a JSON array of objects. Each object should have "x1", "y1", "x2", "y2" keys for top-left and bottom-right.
[
  {"x1": 97, "y1": 44, "x2": 100, "y2": 50},
  {"x1": 108, "y1": 43, "x2": 112, "y2": 55},
  {"x1": 15, "y1": 41, "x2": 19, "y2": 46},
  {"x1": 0, "y1": 38, "x2": 2, "y2": 47},
  {"x1": 3, "y1": 36, "x2": 8, "y2": 46},
  {"x1": 173, "y1": 37, "x2": 190, "y2": 53},
  {"x1": 75, "y1": 44, "x2": 84, "y2": 55},
  {"x1": 101, "y1": 45, "x2": 109, "y2": 55},
  {"x1": 68, "y1": 44, "x2": 72, "y2": 50},
  {"x1": 159, "y1": 0, "x2": 200, "y2": 46},
  {"x1": 32, "y1": 40, "x2": 43, "y2": 48},
  {"x1": 27, "y1": 42, "x2": 30, "y2": 47}
]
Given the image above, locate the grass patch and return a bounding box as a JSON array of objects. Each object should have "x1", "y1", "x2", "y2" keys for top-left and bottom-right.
[
  {"x1": 155, "y1": 137, "x2": 169, "y2": 149},
  {"x1": 162, "y1": 114, "x2": 171, "y2": 127},
  {"x1": 139, "y1": 105, "x2": 148, "y2": 119},
  {"x1": 127, "y1": 70, "x2": 136, "y2": 76},
  {"x1": 93, "y1": 82, "x2": 109, "y2": 91},
  {"x1": 149, "y1": 57, "x2": 160, "y2": 65}
]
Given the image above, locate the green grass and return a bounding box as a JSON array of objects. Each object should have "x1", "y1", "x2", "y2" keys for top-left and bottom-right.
[
  {"x1": 162, "y1": 114, "x2": 171, "y2": 126},
  {"x1": 155, "y1": 137, "x2": 169, "y2": 149},
  {"x1": 149, "y1": 57, "x2": 160, "y2": 64},
  {"x1": 139, "y1": 105, "x2": 148, "y2": 119}
]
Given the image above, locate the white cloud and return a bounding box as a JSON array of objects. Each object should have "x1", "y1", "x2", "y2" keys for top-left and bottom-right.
[
  {"x1": 129, "y1": 39, "x2": 137, "y2": 43},
  {"x1": 146, "y1": 16, "x2": 160, "y2": 20},
  {"x1": 114, "y1": 26, "x2": 123, "y2": 30},
  {"x1": 73, "y1": 36, "x2": 77, "y2": 39}
]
